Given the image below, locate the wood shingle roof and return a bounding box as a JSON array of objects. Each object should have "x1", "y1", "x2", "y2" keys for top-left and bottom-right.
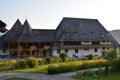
[{"x1": 0, "y1": 17, "x2": 119, "y2": 47}]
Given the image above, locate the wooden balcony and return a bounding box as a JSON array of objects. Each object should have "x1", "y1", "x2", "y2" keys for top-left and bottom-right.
[{"x1": 62, "y1": 44, "x2": 113, "y2": 49}]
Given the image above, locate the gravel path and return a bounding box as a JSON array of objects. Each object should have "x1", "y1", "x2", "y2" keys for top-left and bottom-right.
[
  {"x1": 0, "y1": 68, "x2": 102, "y2": 80},
  {"x1": 0, "y1": 72, "x2": 77, "y2": 80}
]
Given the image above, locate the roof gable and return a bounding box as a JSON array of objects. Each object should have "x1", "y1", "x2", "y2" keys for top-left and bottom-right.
[{"x1": 22, "y1": 20, "x2": 32, "y2": 35}]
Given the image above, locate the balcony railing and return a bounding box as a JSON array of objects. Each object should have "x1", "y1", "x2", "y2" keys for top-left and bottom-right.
[{"x1": 63, "y1": 44, "x2": 113, "y2": 48}]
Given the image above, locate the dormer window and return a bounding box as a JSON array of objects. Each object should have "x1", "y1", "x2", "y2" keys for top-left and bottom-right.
[
  {"x1": 91, "y1": 32, "x2": 95, "y2": 35},
  {"x1": 66, "y1": 32, "x2": 70, "y2": 35},
  {"x1": 74, "y1": 32, "x2": 78, "y2": 35},
  {"x1": 101, "y1": 34, "x2": 104, "y2": 37},
  {"x1": 107, "y1": 34, "x2": 110, "y2": 36}
]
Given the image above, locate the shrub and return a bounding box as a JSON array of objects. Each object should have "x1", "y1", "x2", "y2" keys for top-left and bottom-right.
[
  {"x1": 111, "y1": 58, "x2": 120, "y2": 72},
  {"x1": 45, "y1": 56, "x2": 52, "y2": 64},
  {"x1": 59, "y1": 52, "x2": 68, "y2": 62},
  {"x1": 26, "y1": 57, "x2": 38, "y2": 68},
  {"x1": 15, "y1": 60, "x2": 28, "y2": 69},
  {"x1": 37, "y1": 58, "x2": 44, "y2": 65},
  {"x1": 105, "y1": 48, "x2": 117, "y2": 61},
  {"x1": 47, "y1": 65, "x2": 59, "y2": 74},
  {"x1": 47, "y1": 59, "x2": 107, "y2": 74},
  {"x1": 8, "y1": 60, "x2": 16, "y2": 69},
  {"x1": 87, "y1": 54, "x2": 93, "y2": 60}
]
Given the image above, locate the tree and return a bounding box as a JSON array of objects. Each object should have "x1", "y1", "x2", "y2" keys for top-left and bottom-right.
[
  {"x1": 0, "y1": 20, "x2": 7, "y2": 33},
  {"x1": 59, "y1": 52, "x2": 68, "y2": 62},
  {"x1": 105, "y1": 48, "x2": 117, "y2": 60}
]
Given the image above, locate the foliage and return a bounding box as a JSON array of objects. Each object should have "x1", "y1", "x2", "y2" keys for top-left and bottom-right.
[
  {"x1": 0, "y1": 60, "x2": 16, "y2": 71},
  {"x1": 37, "y1": 58, "x2": 45, "y2": 65},
  {"x1": 71, "y1": 70, "x2": 120, "y2": 80},
  {"x1": 47, "y1": 65, "x2": 59, "y2": 74},
  {"x1": 26, "y1": 57, "x2": 38, "y2": 68},
  {"x1": 104, "y1": 62, "x2": 109, "y2": 76},
  {"x1": 59, "y1": 52, "x2": 68, "y2": 62},
  {"x1": 45, "y1": 56, "x2": 53, "y2": 64},
  {"x1": 87, "y1": 54, "x2": 93, "y2": 60},
  {"x1": 5, "y1": 77, "x2": 32, "y2": 80},
  {"x1": 105, "y1": 48, "x2": 117, "y2": 60},
  {"x1": 111, "y1": 58, "x2": 120, "y2": 72},
  {"x1": 47, "y1": 59, "x2": 106, "y2": 74},
  {"x1": 15, "y1": 60, "x2": 28, "y2": 69}
]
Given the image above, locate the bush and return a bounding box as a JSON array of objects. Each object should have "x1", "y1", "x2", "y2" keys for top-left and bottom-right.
[
  {"x1": 15, "y1": 60, "x2": 28, "y2": 69},
  {"x1": 26, "y1": 57, "x2": 38, "y2": 68},
  {"x1": 105, "y1": 48, "x2": 117, "y2": 60},
  {"x1": 111, "y1": 58, "x2": 120, "y2": 72},
  {"x1": 48, "y1": 65, "x2": 59, "y2": 74},
  {"x1": 47, "y1": 59, "x2": 107, "y2": 74},
  {"x1": 87, "y1": 54, "x2": 93, "y2": 60},
  {"x1": 59, "y1": 52, "x2": 68, "y2": 62},
  {"x1": 37, "y1": 58, "x2": 44, "y2": 65},
  {"x1": 45, "y1": 56, "x2": 52, "y2": 64}
]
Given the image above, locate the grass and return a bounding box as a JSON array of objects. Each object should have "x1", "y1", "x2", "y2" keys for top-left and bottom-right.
[
  {"x1": 71, "y1": 71, "x2": 120, "y2": 80},
  {"x1": 2, "y1": 62, "x2": 62, "y2": 73},
  {"x1": 5, "y1": 77, "x2": 32, "y2": 80},
  {"x1": 2, "y1": 64, "x2": 49, "y2": 74}
]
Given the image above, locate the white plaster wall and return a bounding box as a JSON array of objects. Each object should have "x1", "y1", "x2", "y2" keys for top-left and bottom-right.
[
  {"x1": 81, "y1": 42, "x2": 91, "y2": 45},
  {"x1": 77, "y1": 48, "x2": 102, "y2": 57},
  {"x1": 100, "y1": 41, "x2": 112, "y2": 44},
  {"x1": 68, "y1": 48, "x2": 102, "y2": 57},
  {"x1": 53, "y1": 49, "x2": 59, "y2": 57},
  {"x1": 0, "y1": 49, "x2": 9, "y2": 56},
  {"x1": 53, "y1": 48, "x2": 102, "y2": 58},
  {"x1": 61, "y1": 49, "x2": 65, "y2": 52},
  {"x1": 68, "y1": 49, "x2": 75, "y2": 58}
]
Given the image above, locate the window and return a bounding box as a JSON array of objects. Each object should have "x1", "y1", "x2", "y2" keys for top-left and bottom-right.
[
  {"x1": 57, "y1": 49, "x2": 60, "y2": 53},
  {"x1": 66, "y1": 32, "x2": 70, "y2": 35},
  {"x1": 84, "y1": 41, "x2": 89, "y2": 43},
  {"x1": 101, "y1": 34, "x2": 104, "y2": 37},
  {"x1": 84, "y1": 48, "x2": 89, "y2": 51},
  {"x1": 3, "y1": 49, "x2": 6, "y2": 53},
  {"x1": 74, "y1": 32, "x2": 78, "y2": 35},
  {"x1": 75, "y1": 49, "x2": 78, "y2": 53},
  {"x1": 107, "y1": 34, "x2": 110, "y2": 36},
  {"x1": 102, "y1": 47, "x2": 105, "y2": 50},
  {"x1": 92, "y1": 41, "x2": 100, "y2": 45},
  {"x1": 102, "y1": 41, "x2": 105, "y2": 43},
  {"x1": 94, "y1": 48, "x2": 98, "y2": 52},
  {"x1": 65, "y1": 49, "x2": 68, "y2": 52}
]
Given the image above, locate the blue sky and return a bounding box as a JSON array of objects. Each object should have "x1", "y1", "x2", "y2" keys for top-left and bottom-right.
[{"x1": 0, "y1": 0, "x2": 120, "y2": 30}]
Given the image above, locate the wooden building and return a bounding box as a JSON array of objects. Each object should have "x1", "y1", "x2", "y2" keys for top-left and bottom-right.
[{"x1": 0, "y1": 17, "x2": 119, "y2": 58}]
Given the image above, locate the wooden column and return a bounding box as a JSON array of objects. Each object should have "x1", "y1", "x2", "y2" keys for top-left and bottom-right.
[
  {"x1": 30, "y1": 49, "x2": 32, "y2": 57},
  {"x1": 17, "y1": 50, "x2": 21, "y2": 58},
  {"x1": 40, "y1": 49, "x2": 44, "y2": 57}
]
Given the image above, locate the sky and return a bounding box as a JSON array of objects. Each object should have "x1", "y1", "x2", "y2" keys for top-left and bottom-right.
[{"x1": 0, "y1": 0, "x2": 120, "y2": 30}]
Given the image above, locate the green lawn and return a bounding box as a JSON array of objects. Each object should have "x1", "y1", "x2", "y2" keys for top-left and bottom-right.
[
  {"x1": 2, "y1": 63, "x2": 61, "y2": 73},
  {"x1": 3, "y1": 64, "x2": 48, "y2": 74},
  {"x1": 5, "y1": 77, "x2": 32, "y2": 80},
  {"x1": 71, "y1": 71, "x2": 120, "y2": 80}
]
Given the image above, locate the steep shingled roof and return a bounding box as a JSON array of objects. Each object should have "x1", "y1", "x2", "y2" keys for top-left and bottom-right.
[
  {"x1": 1, "y1": 19, "x2": 23, "y2": 42},
  {"x1": 55, "y1": 17, "x2": 119, "y2": 47},
  {"x1": 56, "y1": 17, "x2": 111, "y2": 41},
  {"x1": 18, "y1": 29, "x2": 55, "y2": 42},
  {"x1": 0, "y1": 17, "x2": 119, "y2": 47},
  {"x1": 22, "y1": 20, "x2": 32, "y2": 35}
]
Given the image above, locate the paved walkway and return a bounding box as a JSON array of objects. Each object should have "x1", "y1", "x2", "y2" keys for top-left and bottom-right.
[
  {"x1": 0, "y1": 68, "x2": 102, "y2": 80},
  {"x1": 0, "y1": 72, "x2": 77, "y2": 80}
]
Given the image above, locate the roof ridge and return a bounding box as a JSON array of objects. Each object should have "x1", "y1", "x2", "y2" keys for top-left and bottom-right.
[{"x1": 63, "y1": 17, "x2": 97, "y2": 20}]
